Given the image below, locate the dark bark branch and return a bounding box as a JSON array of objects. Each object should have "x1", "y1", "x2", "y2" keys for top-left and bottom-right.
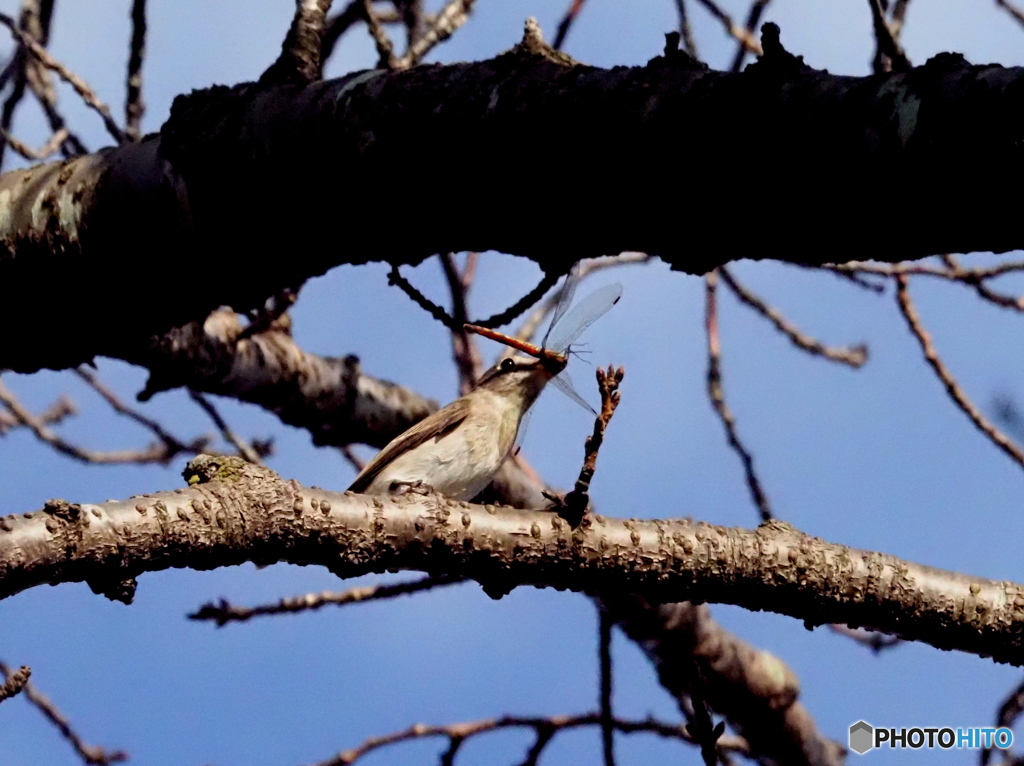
[
  {"x1": 4, "y1": 455, "x2": 1024, "y2": 667},
  {"x1": 604, "y1": 596, "x2": 844, "y2": 766},
  {"x1": 4, "y1": 30, "x2": 1024, "y2": 372}
]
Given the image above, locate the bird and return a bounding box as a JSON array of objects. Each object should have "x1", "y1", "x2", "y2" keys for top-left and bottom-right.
[{"x1": 347, "y1": 353, "x2": 565, "y2": 500}]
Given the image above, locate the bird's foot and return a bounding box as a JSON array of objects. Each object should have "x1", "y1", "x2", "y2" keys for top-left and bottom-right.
[{"x1": 388, "y1": 480, "x2": 435, "y2": 497}]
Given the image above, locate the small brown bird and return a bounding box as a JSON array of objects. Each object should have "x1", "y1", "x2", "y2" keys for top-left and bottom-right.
[
  {"x1": 347, "y1": 353, "x2": 564, "y2": 500},
  {"x1": 348, "y1": 272, "x2": 622, "y2": 500}
]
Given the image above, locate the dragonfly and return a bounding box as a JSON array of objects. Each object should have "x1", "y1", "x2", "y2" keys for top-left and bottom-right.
[{"x1": 464, "y1": 262, "x2": 623, "y2": 415}]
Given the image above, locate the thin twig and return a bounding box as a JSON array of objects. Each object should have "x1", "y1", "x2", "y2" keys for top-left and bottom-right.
[
  {"x1": 555, "y1": 365, "x2": 624, "y2": 527},
  {"x1": 340, "y1": 444, "x2": 366, "y2": 472},
  {"x1": 894, "y1": 274, "x2": 1024, "y2": 472},
  {"x1": 0, "y1": 11, "x2": 126, "y2": 143},
  {"x1": 388, "y1": 265, "x2": 461, "y2": 330},
  {"x1": 74, "y1": 367, "x2": 201, "y2": 456},
  {"x1": 997, "y1": 0, "x2": 1024, "y2": 29},
  {"x1": 189, "y1": 573, "x2": 463, "y2": 626},
  {"x1": 553, "y1": 0, "x2": 588, "y2": 51},
  {"x1": 440, "y1": 253, "x2": 484, "y2": 394},
  {"x1": 599, "y1": 606, "x2": 616, "y2": 766},
  {"x1": 0, "y1": 661, "x2": 127, "y2": 765},
  {"x1": 361, "y1": 0, "x2": 395, "y2": 68},
  {"x1": 471, "y1": 271, "x2": 561, "y2": 331},
  {"x1": 393, "y1": 0, "x2": 475, "y2": 69},
  {"x1": 311, "y1": 712, "x2": 749, "y2": 766},
  {"x1": 0, "y1": 124, "x2": 65, "y2": 159},
  {"x1": 0, "y1": 392, "x2": 74, "y2": 434},
  {"x1": 867, "y1": 0, "x2": 911, "y2": 72},
  {"x1": 719, "y1": 266, "x2": 868, "y2": 368},
  {"x1": 705, "y1": 270, "x2": 773, "y2": 521},
  {"x1": 0, "y1": 664, "x2": 30, "y2": 704},
  {"x1": 692, "y1": 0, "x2": 762, "y2": 56},
  {"x1": 674, "y1": 0, "x2": 699, "y2": 59},
  {"x1": 188, "y1": 390, "x2": 263, "y2": 464},
  {"x1": 125, "y1": 0, "x2": 146, "y2": 140},
  {"x1": 0, "y1": 378, "x2": 190, "y2": 465},
  {"x1": 728, "y1": 0, "x2": 771, "y2": 72}
]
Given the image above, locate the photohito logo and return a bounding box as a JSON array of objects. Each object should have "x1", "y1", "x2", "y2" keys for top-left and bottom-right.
[{"x1": 848, "y1": 721, "x2": 1013, "y2": 754}]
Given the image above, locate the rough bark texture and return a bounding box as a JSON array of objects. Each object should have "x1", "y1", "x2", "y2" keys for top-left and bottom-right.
[
  {"x1": 3, "y1": 455, "x2": 1023, "y2": 668},
  {"x1": 123, "y1": 310, "x2": 436, "y2": 448},
  {"x1": 4, "y1": 34, "x2": 1024, "y2": 372}
]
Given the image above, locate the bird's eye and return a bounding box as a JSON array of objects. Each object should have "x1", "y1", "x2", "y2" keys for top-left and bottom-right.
[{"x1": 500, "y1": 357, "x2": 515, "y2": 372}]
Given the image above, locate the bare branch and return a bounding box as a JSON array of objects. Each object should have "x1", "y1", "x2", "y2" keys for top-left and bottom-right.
[
  {"x1": 719, "y1": 266, "x2": 868, "y2": 368},
  {"x1": 674, "y1": 1, "x2": 700, "y2": 59},
  {"x1": 440, "y1": 253, "x2": 484, "y2": 394},
  {"x1": 728, "y1": 0, "x2": 771, "y2": 72},
  {"x1": 867, "y1": 0, "x2": 911, "y2": 73},
  {"x1": 125, "y1": 0, "x2": 146, "y2": 140},
  {"x1": 189, "y1": 573, "x2": 463, "y2": 626},
  {"x1": 894, "y1": 275, "x2": 1024, "y2": 472},
  {"x1": 603, "y1": 595, "x2": 844, "y2": 766},
  {"x1": 0, "y1": 11, "x2": 126, "y2": 143},
  {"x1": 705, "y1": 271, "x2": 773, "y2": 521},
  {"x1": 693, "y1": 0, "x2": 762, "y2": 56},
  {"x1": 996, "y1": 0, "x2": 1024, "y2": 29},
  {"x1": 188, "y1": 389, "x2": 263, "y2": 464},
  {"x1": 393, "y1": 0, "x2": 476, "y2": 69},
  {"x1": 0, "y1": 378, "x2": 193, "y2": 465},
  {"x1": 388, "y1": 265, "x2": 460, "y2": 330},
  {"x1": 4, "y1": 456, "x2": 1024, "y2": 665},
  {"x1": 125, "y1": 310, "x2": 437, "y2": 450},
  {"x1": 0, "y1": 392, "x2": 74, "y2": 434},
  {"x1": 73, "y1": 366, "x2": 204, "y2": 457},
  {"x1": 0, "y1": 124, "x2": 66, "y2": 159},
  {"x1": 599, "y1": 606, "x2": 616, "y2": 766},
  {"x1": 553, "y1": 0, "x2": 588, "y2": 52},
  {"x1": 261, "y1": 0, "x2": 334, "y2": 85},
  {"x1": 311, "y1": 711, "x2": 748, "y2": 766},
  {"x1": 0, "y1": 661, "x2": 127, "y2": 765},
  {"x1": 361, "y1": 0, "x2": 395, "y2": 68},
  {"x1": 555, "y1": 366, "x2": 625, "y2": 527}
]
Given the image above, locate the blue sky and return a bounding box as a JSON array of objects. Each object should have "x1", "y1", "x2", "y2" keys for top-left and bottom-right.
[{"x1": 3, "y1": 2, "x2": 1024, "y2": 765}]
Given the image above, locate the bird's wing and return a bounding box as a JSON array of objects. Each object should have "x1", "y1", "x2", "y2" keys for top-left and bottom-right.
[{"x1": 347, "y1": 397, "x2": 472, "y2": 493}]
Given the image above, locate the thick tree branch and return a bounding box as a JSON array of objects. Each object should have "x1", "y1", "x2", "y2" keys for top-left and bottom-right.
[
  {"x1": 3, "y1": 456, "x2": 1024, "y2": 666},
  {"x1": 123, "y1": 309, "x2": 437, "y2": 448},
  {"x1": 4, "y1": 28, "x2": 1024, "y2": 371}
]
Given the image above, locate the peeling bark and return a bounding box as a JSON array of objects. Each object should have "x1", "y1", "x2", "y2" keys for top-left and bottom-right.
[
  {"x1": 4, "y1": 36, "x2": 1024, "y2": 371},
  {"x1": 3, "y1": 456, "x2": 1024, "y2": 667}
]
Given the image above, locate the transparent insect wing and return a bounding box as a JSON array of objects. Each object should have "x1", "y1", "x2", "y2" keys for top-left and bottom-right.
[
  {"x1": 546, "y1": 282, "x2": 623, "y2": 354},
  {"x1": 514, "y1": 407, "x2": 533, "y2": 452},
  {"x1": 551, "y1": 369, "x2": 597, "y2": 415},
  {"x1": 542, "y1": 262, "x2": 582, "y2": 349}
]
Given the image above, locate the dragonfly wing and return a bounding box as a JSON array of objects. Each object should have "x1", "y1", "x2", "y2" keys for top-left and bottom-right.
[
  {"x1": 551, "y1": 370, "x2": 597, "y2": 415},
  {"x1": 546, "y1": 283, "x2": 623, "y2": 353},
  {"x1": 514, "y1": 407, "x2": 532, "y2": 453},
  {"x1": 542, "y1": 262, "x2": 582, "y2": 348}
]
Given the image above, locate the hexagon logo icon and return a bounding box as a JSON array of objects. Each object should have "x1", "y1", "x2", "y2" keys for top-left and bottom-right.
[{"x1": 849, "y1": 721, "x2": 874, "y2": 755}]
